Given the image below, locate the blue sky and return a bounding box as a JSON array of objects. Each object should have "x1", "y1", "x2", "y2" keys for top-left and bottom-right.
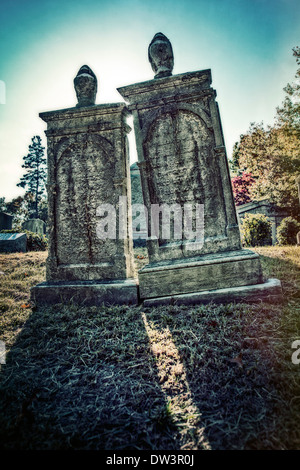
[{"x1": 0, "y1": 0, "x2": 299, "y2": 200}]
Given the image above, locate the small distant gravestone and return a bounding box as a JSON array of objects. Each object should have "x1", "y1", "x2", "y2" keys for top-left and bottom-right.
[
  {"x1": 297, "y1": 231, "x2": 300, "y2": 246},
  {"x1": 23, "y1": 218, "x2": 46, "y2": 235},
  {"x1": 0, "y1": 233, "x2": 27, "y2": 253},
  {"x1": 0, "y1": 212, "x2": 13, "y2": 231}
]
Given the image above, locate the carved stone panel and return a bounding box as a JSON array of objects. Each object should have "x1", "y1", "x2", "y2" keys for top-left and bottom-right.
[
  {"x1": 143, "y1": 109, "x2": 227, "y2": 241},
  {"x1": 40, "y1": 103, "x2": 134, "y2": 282},
  {"x1": 118, "y1": 69, "x2": 242, "y2": 260},
  {"x1": 55, "y1": 135, "x2": 117, "y2": 268}
]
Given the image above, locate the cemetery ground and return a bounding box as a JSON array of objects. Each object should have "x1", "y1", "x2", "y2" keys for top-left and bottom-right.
[{"x1": 0, "y1": 247, "x2": 299, "y2": 450}]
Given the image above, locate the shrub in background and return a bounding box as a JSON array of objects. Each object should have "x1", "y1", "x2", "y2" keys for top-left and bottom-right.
[
  {"x1": 276, "y1": 217, "x2": 300, "y2": 245},
  {"x1": 0, "y1": 229, "x2": 48, "y2": 251},
  {"x1": 240, "y1": 213, "x2": 272, "y2": 247}
]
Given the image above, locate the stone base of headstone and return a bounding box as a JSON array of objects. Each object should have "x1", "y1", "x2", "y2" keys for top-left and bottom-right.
[
  {"x1": 31, "y1": 279, "x2": 138, "y2": 307},
  {"x1": 138, "y1": 249, "x2": 283, "y2": 305},
  {"x1": 142, "y1": 278, "x2": 282, "y2": 307},
  {"x1": 0, "y1": 233, "x2": 27, "y2": 253}
]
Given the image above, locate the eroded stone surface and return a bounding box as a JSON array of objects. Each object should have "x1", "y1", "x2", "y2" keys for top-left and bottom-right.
[
  {"x1": 118, "y1": 38, "x2": 282, "y2": 304},
  {"x1": 74, "y1": 65, "x2": 97, "y2": 107},
  {"x1": 31, "y1": 279, "x2": 138, "y2": 306},
  {"x1": 138, "y1": 249, "x2": 263, "y2": 299},
  {"x1": 39, "y1": 103, "x2": 135, "y2": 283},
  {"x1": 148, "y1": 32, "x2": 174, "y2": 79},
  {"x1": 143, "y1": 278, "x2": 283, "y2": 307},
  {"x1": 118, "y1": 69, "x2": 241, "y2": 262}
]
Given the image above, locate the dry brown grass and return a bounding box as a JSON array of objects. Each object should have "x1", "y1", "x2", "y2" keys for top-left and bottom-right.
[{"x1": 0, "y1": 246, "x2": 299, "y2": 450}]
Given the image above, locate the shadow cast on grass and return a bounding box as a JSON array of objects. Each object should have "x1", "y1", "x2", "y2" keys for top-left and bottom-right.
[
  {"x1": 0, "y1": 303, "x2": 185, "y2": 450},
  {"x1": 141, "y1": 293, "x2": 300, "y2": 449},
  {"x1": 253, "y1": 246, "x2": 300, "y2": 300},
  {"x1": 136, "y1": 247, "x2": 300, "y2": 449},
  {"x1": 0, "y1": 248, "x2": 299, "y2": 450}
]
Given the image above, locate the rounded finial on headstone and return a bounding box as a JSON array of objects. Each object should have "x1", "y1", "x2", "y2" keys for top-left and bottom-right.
[
  {"x1": 148, "y1": 33, "x2": 174, "y2": 79},
  {"x1": 74, "y1": 65, "x2": 97, "y2": 107}
]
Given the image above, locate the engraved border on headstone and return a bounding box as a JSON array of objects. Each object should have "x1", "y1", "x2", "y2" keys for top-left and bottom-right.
[
  {"x1": 118, "y1": 69, "x2": 241, "y2": 262},
  {"x1": 40, "y1": 103, "x2": 135, "y2": 283}
]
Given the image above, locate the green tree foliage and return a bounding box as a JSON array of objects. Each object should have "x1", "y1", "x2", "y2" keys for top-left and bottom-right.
[
  {"x1": 0, "y1": 197, "x2": 6, "y2": 212},
  {"x1": 240, "y1": 213, "x2": 272, "y2": 247},
  {"x1": 229, "y1": 142, "x2": 241, "y2": 175},
  {"x1": 231, "y1": 48, "x2": 300, "y2": 218},
  {"x1": 17, "y1": 136, "x2": 47, "y2": 219},
  {"x1": 38, "y1": 196, "x2": 48, "y2": 223},
  {"x1": 5, "y1": 196, "x2": 24, "y2": 215},
  {"x1": 4, "y1": 194, "x2": 34, "y2": 230},
  {"x1": 276, "y1": 47, "x2": 300, "y2": 138},
  {"x1": 276, "y1": 217, "x2": 300, "y2": 246}
]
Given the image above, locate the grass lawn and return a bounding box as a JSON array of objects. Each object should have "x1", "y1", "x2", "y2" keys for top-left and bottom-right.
[{"x1": 0, "y1": 246, "x2": 299, "y2": 450}]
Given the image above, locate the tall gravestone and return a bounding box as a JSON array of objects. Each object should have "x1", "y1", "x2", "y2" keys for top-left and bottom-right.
[
  {"x1": 31, "y1": 65, "x2": 138, "y2": 306},
  {"x1": 118, "y1": 33, "x2": 282, "y2": 306}
]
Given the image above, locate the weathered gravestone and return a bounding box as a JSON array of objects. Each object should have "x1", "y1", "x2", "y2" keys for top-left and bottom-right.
[
  {"x1": 0, "y1": 212, "x2": 13, "y2": 230},
  {"x1": 0, "y1": 233, "x2": 27, "y2": 253},
  {"x1": 118, "y1": 33, "x2": 282, "y2": 306},
  {"x1": 31, "y1": 65, "x2": 138, "y2": 306},
  {"x1": 22, "y1": 218, "x2": 46, "y2": 235}
]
